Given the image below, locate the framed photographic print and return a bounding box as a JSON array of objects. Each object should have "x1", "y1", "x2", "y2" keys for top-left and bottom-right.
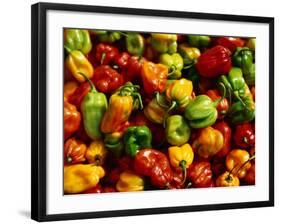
[{"x1": 31, "y1": 2, "x2": 274, "y2": 222}]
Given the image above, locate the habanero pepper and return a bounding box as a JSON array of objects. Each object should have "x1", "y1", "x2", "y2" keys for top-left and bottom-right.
[
  {"x1": 125, "y1": 33, "x2": 145, "y2": 56},
  {"x1": 187, "y1": 161, "x2": 213, "y2": 188},
  {"x1": 68, "y1": 81, "x2": 91, "y2": 108},
  {"x1": 214, "y1": 37, "x2": 245, "y2": 53},
  {"x1": 95, "y1": 43, "x2": 119, "y2": 65},
  {"x1": 178, "y1": 44, "x2": 200, "y2": 66},
  {"x1": 64, "y1": 81, "x2": 78, "y2": 100},
  {"x1": 215, "y1": 171, "x2": 240, "y2": 187},
  {"x1": 85, "y1": 140, "x2": 108, "y2": 165},
  {"x1": 92, "y1": 30, "x2": 121, "y2": 43},
  {"x1": 116, "y1": 171, "x2": 145, "y2": 192},
  {"x1": 150, "y1": 33, "x2": 177, "y2": 54},
  {"x1": 206, "y1": 89, "x2": 229, "y2": 119},
  {"x1": 104, "y1": 132, "x2": 124, "y2": 157},
  {"x1": 234, "y1": 123, "x2": 255, "y2": 148},
  {"x1": 144, "y1": 94, "x2": 168, "y2": 124},
  {"x1": 244, "y1": 163, "x2": 255, "y2": 185},
  {"x1": 188, "y1": 35, "x2": 211, "y2": 48},
  {"x1": 159, "y1": 53, "x2": 184, "y2": 79},
  {"x1": 64, "y1": 138, "x2": 87, "y2": 165}
]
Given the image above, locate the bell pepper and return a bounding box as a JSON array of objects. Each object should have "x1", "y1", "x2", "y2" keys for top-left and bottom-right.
[
  {"x1": 64, "y1": 138, "x2": 87, "y2": 164},
  {"x1": 244, "y1": 163, "x2": 255, "y2": 185},
  {"x1": 92, "y1": 30, "x2": 121, "y2": 43},
  {"x1": 168, "y1": 143, "x2": 194, "y2": 184},
  {"x1": 165, "y1": 115, "x2": 191, "y2": 146},
  {"x1": 134, "y1": 149, "x2": 173, "y2": 188},
  {"x1": 192, "y1": 127, "x2": 224, "y2": 159},
  {"x1": 150, "y1": 33, "x2": 177, "y2": 54},
  {"x1": 104, "y1": 132, "x2": 124, "y2": 157},
  {"x1": 225, "y1": 149, "x2": 252, "y2": 179},
  {"x1": 188, "y1": 35, "x2": 211, "y2": 48},
  {"x1": 178, "y1": 44, "x2": 200, "y2": 65},
  {"x1": 116, "y1": 171, "x2": 144, "y2": 192},
  {"x1": 184, "y1": 95, "x2": 219, "y2": 129},
  {"x1": 68, "y1": 82, "x2": 91, "y2": 108},
  {"x1": 212, "y1": 121, "x2": 232, "y2": 158},
  {"x1": 124, "y1": 125, "x2": 152, "y2": 157},
  {"x1": 101, "y1": 82, "x2": 143, "y2": 133},
  {"x1": 95, "y1": 43, "x2": 119, "y2": 65},
  {"x1": 214, "y1": 37, "x2": 245, "y2": 53},
  {"x1": 64, "y1": 81, "x2": 78, "y2": 99},
  {"x1": 65, "y1": 50, "x2": 94, "y2": 83},
  {"x1": 246, "y1": 38, "x2": 256, "y2": 51},
  {"x1": 187, "y1": 161, "x2": 213, "y2": 188},
  {"x1": 141, "y1": 61, "x2": 169, "y2": 96},
  {"x1": 64, "y1": 164, "x2": 105, "y2": 194},
  {"x1": 125, "y1": 33, "x2": 145, "y2": 56},
  {"x1": 80, "y1": 75, "x2": 108, "y2": 140},
  {"x1": 159, "y1": 53, "x2": 184, "y2": 79},
  {"x1": 86, "y1": 140, "x2": 108, "y2": 165},
  {"x1": 206, "y1": 89, "x2": 229, "y2": 119},
  {"x1": 196, "y1": 45, "x2": 232, "y2": 78},
  {"x1": 144, "y1": 94, "x2": 168, "y2": 124},
  {"x1": 215, "y1": 171, "x2": 240, "y2": 187},
  {"x1": 64, "y1": 97, "x2": 81, "y2": 140},
  {"x1": 64, "y1": 29, "x2": 92, "y2": 55},
  {"x1": 234, "y1": 123, "x2": 255, "y2": 148},
  {"x1": 92, "y1": 65, "x2": 124, "y2": 94}
]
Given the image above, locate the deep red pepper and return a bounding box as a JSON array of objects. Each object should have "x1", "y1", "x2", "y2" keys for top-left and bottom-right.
[
  {"x1": 244, "y1": 163, "x2": 255, "y2": 185},
  {"x1": 118, "y1": 156, "x2": 134, "y2": 171},
  {"x1": 187, "y1": 161, "x2": 213, "y2": 188},
  {"x1": 214, "y1": 37, "x2": 245, "y2": 53},
  {"x1": 211, "y1": 156, "x2": 226, "y2": 177},
  {"x1": 68, "y1": 82, "x2": 91, "y2": 108},
  {"x1": 234, "y1": 123, "x2": 255, "y2": 148},
  {"x1": 134, "y1": 149, "x2": 173, "y2": 188},
  {"x1": 95, "y1": 43, "x2": 119, "y2": 65},
  {"x1": 212, "y1": 121, "x2": 232, "y2": 157},
  {"x1": 195, "y1": 45, "x2": 232, "y2": 78},
  {"x1": 206, "y1": 89, "x2": 229, "y2": 119},
  {"x1": 114, "y1": 52, "x2": 130, "y2": 70},
  {"x1": 107, "y1": 168, "x2": 122, "y2": 185}
]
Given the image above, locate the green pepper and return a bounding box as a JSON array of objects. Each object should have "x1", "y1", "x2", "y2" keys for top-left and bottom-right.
[
  {"x1": 165, "y1": 115, "x2": 191, "y2": 146},
  {"x1": 124, "y1": 125, "x2": 152, "y2": 157},
  {"x1": 150, "y1": 34, "x2": 177, "y2": 54},
  {"x1": 184, "y1": 95, "x2": 218, "y2": 129},
  {"x1": 104, "y1": 132, "x2": 124, "y2": 157},
  {"x1": 126, "y1": 33, "x2": 145, "y2": 56},
  {"x1": 178, "y1": 44, "x2": 200, "y2": 65},
  {"x1": 92, "y1": 30, "x2": 121, "y2": 43},
  {"x1": 159, "y1": 53, "x2": 183, "y2": 79},
  {"x1": 243, "y1": 64, "x2": 255, "y2": 86},
  {"x1": 80, "y1": 74, "x2": 108, "y2": 140},
  {"x1": 188, "y1": 35, "x2": 211, "y2": 48},
  {"x1": 64, "y1": 29, "x2": 92, "y2": 55}
]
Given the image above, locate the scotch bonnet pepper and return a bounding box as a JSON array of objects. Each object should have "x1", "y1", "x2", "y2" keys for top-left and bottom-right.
[
  {"x1": 64, "y1": 138, "x2": 87, "y2": 164},
  {"x1": 125, "y1": 33, "x2": 145, "y2": 56},
  {"x1": 215, "y1": 171, "x2": 240, "y2": 187},
  {"x1": 104, "y1": 132, "x2": 124, "y2": 157},
  {"x1": 234, "y1": 123, "x2": 255, "y2": 148},
  {"x1": 116, "y1": 171, "x2": 145, "y2": 192},
  {"x1": 178, "y1": 44, "x2": 200, "y2": 65},
  {"x1": 92, "y1": 30, "x2": 121, "y2": 43},
  {"x1": 159, "y1": 53, "x2": 184, "y2": 79},
  {"x1": 95, "y1": 43, "x2": 119, "y2": 65},
  {"x1": 187, "y1": 161, "x2": 213, "y2": 188},
  {"x1": 86, "y1": 140, "x2": 108, "y2": 165},
  {"x1": 188, "y1": 35, "x2": 211, "y2": 48},
  {"x1": 150, "y1": 33, "x2": 177, "y2": 54},
  {"x1": 144, "y1": 94, "x2": 168, "y2": 124}
]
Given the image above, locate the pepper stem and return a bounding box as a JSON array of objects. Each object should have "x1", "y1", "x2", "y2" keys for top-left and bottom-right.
[
  {"x1": 64, "y1": 45, "x2": 72, "y2": 54},
  {"x1": 163, "y1": 101, "x2": 177, "y2": 127},
  {"x1": 233, "y1": 91, "x2": 249, "y2": 110},
  {"x1": 167, "y1": 65, "x2": 177, "y2": 77},
  {"x1": 182, "y1": 62, "x2": 195, "y2": 70},
  {"x1": 155, "y1": 92, "x2": 169, "y2": 108},
  {"x1": 179, "y1": 160, "x2": 187, "y2": 185},
  {"x1": 101, "y1": 52, "x2": 106, "y2": 65},
  {"x1": 233, "y1": 154, "x2": 255, "y2": 177},
  {"x1": 213, "y1": 82, "x2": 227, "y2": 107},
  {"x1": 78, "y1": 72, "x2": 97, "y2": 92}
]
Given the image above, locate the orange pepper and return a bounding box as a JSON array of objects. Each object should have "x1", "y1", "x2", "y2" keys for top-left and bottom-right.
[
  {"x1": 64, "y1": 81, "x2": 78, "y2": 99},
  {"x1": 64, "y1": 138, "x2": 87, "y2": 164},
  {"x1": 215, "y1": 171, "x2": 240, "y2": 187}
]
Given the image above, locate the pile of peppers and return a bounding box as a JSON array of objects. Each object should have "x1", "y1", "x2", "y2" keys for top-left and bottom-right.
[{"x1": 63, "y1": 29, "x2": 256, "y2": 194}]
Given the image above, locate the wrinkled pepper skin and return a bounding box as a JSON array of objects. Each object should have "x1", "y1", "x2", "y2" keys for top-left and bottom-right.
[
  {"x1": 86, "y1": 140, "x2": 108, "y2": 165},
  {"x1": 188, "y1": 35, "x2": 211, "y2": 48},
  {"x1": 196, "y1": 45, "x2": 232, "y2": 78},
  {"x1": 150, "y1": 34, "x2": 177, "y2": 54},
  {"x1": 144, "y1": 95, "x2": 167, "y2": 124},
  {"x1": 215, "y1": 171, "x2": 240, "y2": 187},
  {"x1": 64, "y1": 29, "x2": 92, "y2": 55},
  {"x1": 92, "y1": 30, "x2": 121, "y2": 43},
  {"x1": 206, "y1": 89, "x2": 229, "y2": 119},
  {"x1": 116, "y1": 171, "x2": 144, "y2": 192},
  {"x1": 159, "y1": 53, "x2": 184, "y2": 79},
  {"x1": 95, "y1": 43, "x2": 119, "y2": 65},
  {"x1": 184, "y1": 95, "x2": 218, "y2": 129},
  {"x1": 214, "y1": 37, "x2": 245, "y2": 53},
  {"x1": 187, "y1": 161, "x2": 213, "y2": 188},
  {"x1": 126, "y1": 33, "x2": 145, "y2": 56},
  {"x1": 68, "y1": 81, "x2": 91, "y2": 108},
  {"x1": 178, "y1": 44, "x2": 200, "y2": 65},
  {"x1": 64, "y1": 138, "x2": 87, "y2": 164},
  {"x1": 124, "y1": 125, "x2": 152, "y2": 157},
  {"x1": 165, "y1": 115, "x2": 191, "y2": 146},
  {"x1": 104, "y1": 132, "x2": 124, "y2": 157},
  {"x1": 134, "y1": 149, "x2": 173, "y2": 188},
  {"x1": 64, "y1": 164, "x2": 105, "y2": 194},
  {"x1": 234, "y1": 123, "x2": 255, "y2": 148},
  {"x1": 192, "y1": 127, "x2": 224, "y2": 159}
]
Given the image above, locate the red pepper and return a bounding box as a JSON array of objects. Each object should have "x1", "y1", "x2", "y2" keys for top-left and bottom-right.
[
  {"x1": 102, "y1": 187, "x2": 116, "y2": 193},
  {"x1": 212, "y1": 121, "x2": 232, "y2": 157},
  {"x1": 118, "y1": 156, "x2": 134, "y2": 171},
  {"x1": 206, "y1": 89, "x2": 229, "y2": 119},
  {"x1": 187, "y1": 161, "x2": 213, "y2": 188},
  {"x1": 92, "y1": 65, "x2": 124, "y2": 94},
  {"x1": 244, "y1": 163, "x2": 255, "y2": 185},
  {"x1": 195, "y1": 45, "x2": 232, "y2": 78},
  {"x1": 214, "y1": 37, "x2": 245, "y2": 53},
  {"x1": 107, "y1": 168, "x2": 122, "y2": 185},
  {"x1": 211, "y1": 156, "x2": 226, "y2": 177},
  {"x1": 168, "y1": 170, "x2": 185, "y2": 189},
  {"x1": 68, "y1": 82, "x2": 91, "y2": 108},
  {"x1": 95, "y1": 43, "x2": 119, "y2": 65},
  {"x1": 114, "y1": 52, "x2": 130, "y2": 70},
  {"x1": 234, "y1": 123, "x2": 255, "y2": 148},
  {"x1": 134, "y1": 149, "x2": 173, "y2": 188}
]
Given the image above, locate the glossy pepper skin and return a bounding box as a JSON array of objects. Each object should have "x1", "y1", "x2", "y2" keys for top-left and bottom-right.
[
  {"x1": 126, "y1": 33, "x2": 145, "y2": 56},
  {"x1": 86, "y1": 140, "x2": 108, "y2": 165},
  {"x1": 95, "y1": 43, "x2": 119, "y2": 65},
  {"x1": 144, "y1": 94, "x2": 168, "y2": 124},
  {"x1": 165, "y1": 115, "x2": 191, "y2": 146},
  {"x1": 64, "y1": 164, "x2": 105, "y2": 194},
  {"x1": 234, "y1": 123, "x2": 255, "y2": 148},
  {"x1": 214, "y1": 37, "x2": 245, "y2": 53},
  {"x1": 80, "y1": 76, "x2": 108, "y2": 140},
  {"x1": 65, "y1": 50, "x2": 94, "y2": 83},
  {"x1": 141, "y1": 61, "x2": 169, "y2": 96},
  {"x1": 150, "y1": 34, "x2": 177, "y2": 54},
  {"x1": 116, "y1": 171, "x2": 144, "y2": 192},
  {"x1": 184, "y1": 95, "x2": 218, "y2": 129},
  {"x1": 64, "y1": 138, "x2": 87, "y2": 164},
  {"x1": 206, "y1": 89, "x2": 229, "y2": 119},
  {"x1": 215, "y1": 171, "x2": 240, "y2": 187},
  {"x1": 104, "y1": 132, "x2": 124, "y2": 157},
  {"x1": 196, "y1": 45, "x2": 232, "y2": 78},
  {"x1": 178, "y1": 44, "x2": 200, "y2": 65},
  {"x1": 188, "y1": 161, "x2": 213, "y2": 188},
  {"x1": 134, "y1": 149, "x2": 173, "y2": 188},
  {"x1": 244, "y1": 163, "x2": 255, "y2": 185},
  {"x1": 64, "y1": 97, "x2": 81, "y2": 140},
  {"x1": 159, "y1": 53, "x2": 184, "y2": 79},
  {"x1": 188, "y1": 35, "x2": 211, "y2": 48},
  {"x1": 64, "y1": 81, "x2": 78, "y2": 100},
  {"x1": 92, "y1": 30, "x2": 121, "y2": 43},
  {"x1": 192, "y1": 127, "x2": 224, "y2": 159},
  {"x1": 124, "y1": 125, "x2": 152, "y2": 157},
  {"x1": 64, "y1": 29, "x2": 92, "y2": 55},
  {"x1": 68, "y1": 82, "x2": 91, "y2": 108}
]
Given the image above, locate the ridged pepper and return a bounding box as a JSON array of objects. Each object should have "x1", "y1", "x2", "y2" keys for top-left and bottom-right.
[
  {"x1": 144, "y1": 94, "x2": 168, "y2": 124},
  {"x1": 178, "y1": 44, "x2": 200, "y2": 65},
  {"x1": 65, "y1": 50, "x2": 94, "y2": 82},
  {"x1": 188, "y1": 35, "x2": 211, "y2": 48},
  {"x1": 187, "y1": 161, "x2": 213, "y2": 188},
  {"x1": 124, "y1": 125, "x2": 152, "y2": 157},
  {"x1": 86, "y1": 140, "x2": 108, "y2": 165},
  {"x1": 126, "y1": 33, "x2": 145, "y2": 56},
  {"x1": 116, "y1": 171, "x2": 144, "y2": 192},
  {"x1": 215, "y1": 171, "x2": 240, "y2": 187},
  {"x1": 168, "y1": 143, "x2": 194, "y2": 183},
  {"x1": 141, "y1": 61, "x2": 169, "y2": 96},
  {"x1": 150, "y1": 33, "x2": 177, "y2": 54},
  {"x1": 214, "y1": 37, "x2": 245, "y2": 53},
  {"x1": 192, "y1": 127, "x2": 224, "y2": 159},
  {"x1": 95, "y1": 43, "x2": 119, "y2": 65},
  {"x1": 104, "y1": 132, "x2": 124, "y2": 157},
  {"x1": 64, "y1": 164, "x2": 105, "y2": 194},
  {"x1": 80, "y1": 75, "x2": 108, "y2": 140},
  {"x1": 92, "y1": 30, "x2": 121, "y2": 43},
  {"x1": 159, "y1": 53, "x2": 183, "y2": 79},
  {"x1": 206, "y1": 89, "x2": 229, "y2": 119},
  {"x1": 165, "y1": 115, "x2": 191, "y2": 146},
  {"x1": 64, "y1": 29, "x2": 92, "y2": 55},
  {"x1": 234, "y1": 123, "x2": 255, "y2": 148},
  {"x1": 64, "y1": 138, "x2": 87, "y2": 164}
]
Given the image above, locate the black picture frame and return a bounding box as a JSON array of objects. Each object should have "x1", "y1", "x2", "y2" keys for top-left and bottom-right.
[{"x1": 31, "y1": 2, "x2": 274, "y2": 222}]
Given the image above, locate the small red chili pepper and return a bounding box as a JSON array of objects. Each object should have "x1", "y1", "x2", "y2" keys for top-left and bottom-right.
[
  {"x1": 68, "y1": 81, "x2": 91, "y2": 108},
  {"x1": 95, "y1": 43, "x2": 119, "y2": 65},
  {"x1": 234, "y1": 123, "x2": 255, "y2": 148},
  {"x1": 214, "y1": 37, "x2": 245, "y2": 53},
  {"x1": 187, "y1": 161, "x2": 213, "y2": 188},
  {"x1": 206, "y1": 89, "x2": 229, "y2": 119}
]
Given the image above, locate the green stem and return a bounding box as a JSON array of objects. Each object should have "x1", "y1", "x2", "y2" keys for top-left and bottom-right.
[
  {"x1": 64, "y1": 45, "x2": 72, "y2": 54},
  {"x1": 163, "y1": 101, "x2": 177, "y2": 127},
  {"x1": 233, "y1": 91, "x2": 249, "y2": 110},
  {"x1": 167, "y1": 65, "x2": 177, "y2": 77},
  {"x1": 155, "y1": 92, "x2": 169, "y2": 108},
  {"x1": 182, "y1": 62, "x2": 195, "y2": 70},
  {"x1": 132, "y1": 93, "x2": 143, "y2": 110},
  {"x1": 101, "y1": 52, "x2": 106, "y2": 64},
  {"x1": 180, "y1": 160, "x2": 187, "y2": 185},
  {"x1": 233, "y1": 154, "x2": 255, "y2": 177},
  {"x1": 78, "y1": 72, "x2": 97, "y2": 92}
]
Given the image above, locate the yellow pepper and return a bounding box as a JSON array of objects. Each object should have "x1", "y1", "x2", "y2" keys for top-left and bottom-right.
[
  {"x1": 192, "y1": 127, "x2": 224, "y2": 159},
  {"x1": 64, "y1": 81, "x2": 78, "y2": 99},
  {"x1": 144, "y1": 96, "x2": 167, "y2": 124},
  {"x1": 116, "y1": 171, "x2": 144, "y2": 192},
  {"x1": 85, "y1": 140, "x2": 108, "y2": 165},
  {"x1": 168, "y1": 143, "x2": 194, "y2": 183},
  {"x1": 225, "y1": 149, "x2": 252, "y2": 179},
  {"x1": 64, "y1": 164, "x2": 105, "y2": 194},
  {"x1": 215, "y1": 171, "x2": 240, "y2": 187},
  {"x1": 65, "y1": 50, "x2": 94, "y2": 83},
  {"x1": 178, "y1": 44, "x2": 201, "y2": 65}
]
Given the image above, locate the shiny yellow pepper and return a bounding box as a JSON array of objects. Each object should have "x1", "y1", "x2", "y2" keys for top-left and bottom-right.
[
  {"x1": 86, "y1": 140, "x2": 108, "y2": 165},
  {"x1": 144, "y1": 95, "x2": 167, "y2": 124},
  {"x1": 215, "y1": 171, "x2": 240, "y2": 187},
  {"x1": 65, "y1": 50, "x2": 94, "y2": 83},
  {"x1": 64, "y1": 164, "x2": 105, "y2": 194},
  {"x1": 116, "y1": 171, "x2": 144, "y2": 192}
]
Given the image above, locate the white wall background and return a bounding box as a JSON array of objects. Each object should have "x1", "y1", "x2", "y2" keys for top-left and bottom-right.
[{"x1": 0, "y1": 0, "x2": 279, "y2": 223}]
